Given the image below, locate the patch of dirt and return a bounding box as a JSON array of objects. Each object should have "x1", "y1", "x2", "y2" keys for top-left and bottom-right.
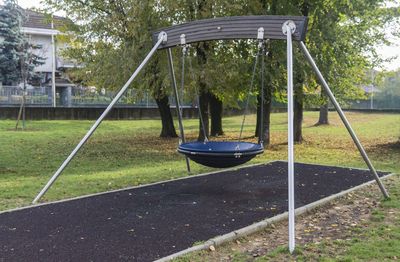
[
  {"x1": 6, "y1": 128, "x2": 43, "y2": 132},
  {"x1": 372, "y1": 141, "x2": 400, "y2": 150},
  {"x1": 0, "y1": 167, "x2": 17, "y2": 174},
  {"x1": 198, "y1": 177, "x2": 393, "y2": 261}
]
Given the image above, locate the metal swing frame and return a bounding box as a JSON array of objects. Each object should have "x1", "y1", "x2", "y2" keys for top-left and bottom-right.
[{"x1": 33, "y1": 15, "x2": 389, "y2": 254}]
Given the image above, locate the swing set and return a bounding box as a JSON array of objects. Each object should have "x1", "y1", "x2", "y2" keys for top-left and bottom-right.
[{"x1": 32, "y1": 15, "x2": 389, "y2": 253}]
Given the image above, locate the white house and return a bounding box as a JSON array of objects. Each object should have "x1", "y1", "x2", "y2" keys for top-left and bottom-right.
[{"x1": 21, "y1": 9, "x2": 76, "y2": 107}]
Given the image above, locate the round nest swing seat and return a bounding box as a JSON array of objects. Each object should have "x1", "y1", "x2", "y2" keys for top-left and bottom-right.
[{"x1": 178, "y1": 141, "x2": 264, "y2": 168}]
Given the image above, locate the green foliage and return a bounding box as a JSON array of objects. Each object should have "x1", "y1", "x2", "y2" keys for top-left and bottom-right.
[
  {"x1": 43, "y1": 0, "x2": 172, "y2": 99},
  {"x1": 42, "y1": 0, "x2": 400, "y2": 107},
  {"x1": 163, "y1": 0, "x2": 400, "y2": 107},
  {"x1": 302, "y1": 0, "x2": 400, "y2": 104}
]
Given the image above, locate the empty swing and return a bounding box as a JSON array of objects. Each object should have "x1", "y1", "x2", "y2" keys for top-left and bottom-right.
[{"x1": 176, "y1": 37, "x2": 267, "y2": 168}]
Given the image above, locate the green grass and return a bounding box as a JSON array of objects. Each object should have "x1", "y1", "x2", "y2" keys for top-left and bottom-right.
[
  {"x1": 256, "y1": 177, "x2": 400, "y2": 261},
  {"x1": 0, "y1": 111, "x2": 399, "y2": 211}
]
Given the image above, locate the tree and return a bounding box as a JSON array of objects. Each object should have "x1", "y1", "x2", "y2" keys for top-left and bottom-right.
[
  {"x1": 43, "y1": 0, "x2": 400, "y2": 144},
  {"x1": 307, "y1": 0, "x2": 400, "y2": 127},
  {"x1": 174, "y1": 0, "x2": 222, "y2": 140},
  {"x1": 162, "y1": 0, "x2": 258, "y2": 141},
  {"x1": 0, "y1": 0, "x2": 24, "y2": 85},
  {"x1": 0, "y1": 1, "x2": 44, "y2": 86},
  {"x1": 256, "y1": 0, "x2": 400, "y2": 141},
  {"x1": 0, "y1": 1, "x2": 44, "y2": 129},
  {"x1": 15, "y1": 38, "x2": 45, "y2": 130},
  {"x1": 43, "y1": 0, "x2": 178, "y2": 137}
]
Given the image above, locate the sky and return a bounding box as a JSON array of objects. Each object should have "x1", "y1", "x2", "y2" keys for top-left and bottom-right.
[{"x1": 3, "y1": 0, "x2": 400, "y2": 71}]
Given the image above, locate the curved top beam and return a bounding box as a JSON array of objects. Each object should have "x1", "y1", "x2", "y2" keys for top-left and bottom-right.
[{"x1": 153, "y1": 15, "x2": 308, "y2": 49}]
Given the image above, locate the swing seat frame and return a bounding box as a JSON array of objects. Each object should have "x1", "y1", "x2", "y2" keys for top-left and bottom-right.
[{"x1": 178, "y1": 141, "x2": 264, "y2": 168}]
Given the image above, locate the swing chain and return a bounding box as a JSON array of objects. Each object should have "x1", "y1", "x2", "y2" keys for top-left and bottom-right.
[
  {"x1": 180, "y1": 34, "x2": 209, "y2": 142},
  {"x1": 179, "y1": 34, "x2": 268, "y2": 145},
  {"x1": 238, "y1": 38, "x2": 269, "y2": 145}
]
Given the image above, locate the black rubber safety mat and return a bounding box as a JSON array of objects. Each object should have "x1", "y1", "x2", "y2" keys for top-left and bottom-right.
[{"x1": 0, "y1": 161, "x2": 389, "y2": 261}]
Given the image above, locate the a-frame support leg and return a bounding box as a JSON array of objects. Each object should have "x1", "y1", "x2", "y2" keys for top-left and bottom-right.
[
  {"x1": 167, "y1": 48, "x2": 191, "y2": 173},
  {"x1": 299, "y1": 41, "x2": 389, "y2": 199},
  {"x1": 32, "y1": 32, "x2": 168, "y2": 204}
]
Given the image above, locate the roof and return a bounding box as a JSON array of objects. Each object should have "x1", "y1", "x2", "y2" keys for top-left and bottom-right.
[{"x1": 21, "y1": 9, "x2": 70, "y2": 30}]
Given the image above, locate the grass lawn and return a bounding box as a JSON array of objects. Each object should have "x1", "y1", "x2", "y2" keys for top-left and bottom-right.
[
  {"x1": 0, "y1": 111, "x2": 399, "y2": 260},
  {"x1": 0, "y1": 111, "x2": 398, "y2": 211}
]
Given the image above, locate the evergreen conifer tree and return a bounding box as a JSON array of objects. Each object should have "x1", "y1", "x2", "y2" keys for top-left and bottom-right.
[
  {"x1": 0, "y1": 0, "x2": 44, "y2": 86},
  {"x1": 0, "y1": 0, "x2": 24, "y2": 85}
]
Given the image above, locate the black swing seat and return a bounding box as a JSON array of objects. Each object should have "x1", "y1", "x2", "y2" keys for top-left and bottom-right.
[{"x1": 178, "y1": 141, "x2": 264, "y2": 168}]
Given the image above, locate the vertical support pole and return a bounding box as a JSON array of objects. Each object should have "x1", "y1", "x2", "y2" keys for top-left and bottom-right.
[
  {"x1": 299, "y1": 41, "x2": 389, "y2": 198},
  {"x1": 283, "y1": 20, "x2": 296, "y2": 254},
  {"x1": 32, "y1": 32, "x2": 168, "y2": 204},
  {"x1": 167, "y1": 48, "x2": 191, "y2": 173},
  {"x1": 180, "y1": 36, "x2": 186, "y2": 109},
  {"x1": 259, "y1": 42, "x2": 265, "y2": 145},
  {"x1": 257, "y1": 28, "x2": 264, "y2": 145},
  {"x1": 51, "y1": 16, "x2": 56, "y2": 108}
]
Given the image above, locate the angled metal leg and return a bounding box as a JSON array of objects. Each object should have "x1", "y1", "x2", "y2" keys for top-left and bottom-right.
[
  {"x1": 32, "y1": 33, "x2": 168, "y2": 204},
  {"x1": 299, "y1": 41, "x2": 389, "y2": 199},
  {"x1": 167, "y1": 48, "x2": 191, "y2": 173},
  {"x1": 283, "y1": 21, "x2": 296, "y2": 254}
]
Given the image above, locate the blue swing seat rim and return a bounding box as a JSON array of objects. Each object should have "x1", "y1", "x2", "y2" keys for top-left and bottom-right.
[
  {"x1": 178, "y1": 141, "x2": 264, "y2": 168},
  {"x1": 178, "y1": 141, "x2": 264, "y2": 157}
]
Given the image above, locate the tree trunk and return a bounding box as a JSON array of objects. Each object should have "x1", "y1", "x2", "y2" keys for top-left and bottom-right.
[
  {"x1": 255, "y1": 93, "x2": 272, "y2": 145},
  {"x1": 294, "y1": 72, "x2": 304, "y2": 143},
  {"x1": 209, "y1": 93, "x2": 224, "y2": 136},
  {"x1": 255, "y1": 44, "x2": 273, "y2": 146},
  {"x1": 151, "y1": 56, "x2": 177, "y2": 138},
  {"x1": 290, "y1": 0, "x2": 309, "y2": 143},
  {"x1": 155, "y1": 94, "x2": 178, "y2": 138},
  {"x1": 196, "y1": 42, "x2": 211, "y2": 141},
  {"x1": 262, "y1": 99, "x2": 272, "y2": 145},
  {"x1": 255, "y1": 98, "x2": 261, "y2": 138},
  {"x1": 294, "y1": 96, "x2": 303, "y2": 142},
  {"x1": 198, "y1": 89, "x2": 209, "y2": 141},
  {"x1": 316, "y1": 92, "x2": 329, "y2": 125}
]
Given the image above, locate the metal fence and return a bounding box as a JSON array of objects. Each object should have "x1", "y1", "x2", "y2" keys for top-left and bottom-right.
[
  {"x1": 0, "y1": 86, "x2": 185, "y2": 108},
  {"x1": 345, "y1": 96, "x2": 400, "y2": 110},
  {"x1": 70, "y1": 87, "x2": 159, "y2": 107},
  {"x1": 0, "y1": 86, "x2": 52, "y2": 106},
  {"x1": 0, "y1": 85, "x2": 399, "y2": 109}
]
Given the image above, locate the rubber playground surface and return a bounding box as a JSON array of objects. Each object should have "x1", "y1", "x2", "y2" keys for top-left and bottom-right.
[{"x1": 0, "y1": 161, "x2": 389, "y2": 261}]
